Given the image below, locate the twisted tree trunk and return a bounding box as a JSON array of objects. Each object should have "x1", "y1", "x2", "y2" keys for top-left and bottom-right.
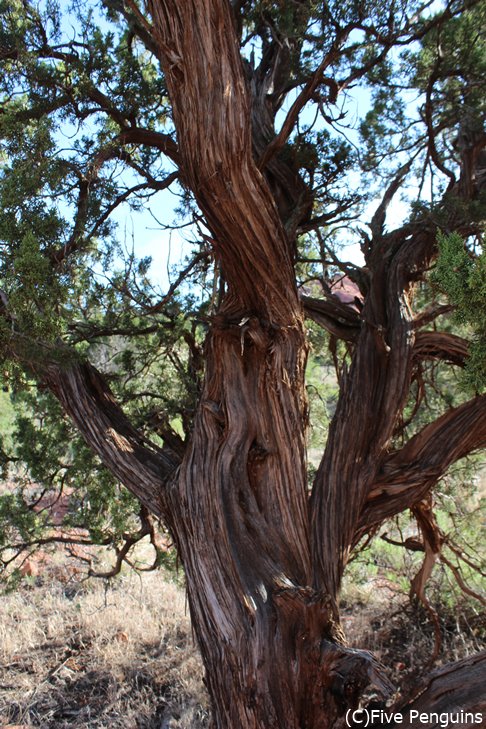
[
  {"x1": 165, "y1": 320, "x2": 339, "y2": 728},
  {"x1": 10, "y1": 1, "x2": 485, "y2": 726},
  {"x1": 136, "y1": 2, "x2": 392, "y2": 725},
  {"x1": 136, "y1": 2, "x2": 486, "y2": 726}
]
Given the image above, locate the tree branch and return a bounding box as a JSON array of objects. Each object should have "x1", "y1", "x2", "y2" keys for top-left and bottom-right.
[
  {"x1": 389, "y1": 651, "x2": 486, "y2": 726},
  {"x1": 369, "y1": 160, "x2": 413, "y2": 240},
  {"x1": 301, "y1": 294, "x2": 361, "y2": 341},
  {"x1": 413, "y1": 303, "x2": 454, "y2": 328},
  {"x1": 144, "y1": 251, "x2": 209, "y2": 313},
  {"x1": 9, "y1": 336, "x2": 180, "y2": 518},
  {"x1": 310, "y1": 226, "x2": 429, "y2": 593},
  {"x1": 118, "y1": 127, "x2": 179, "y2": 165},
  {"x1": 48, "y1": 156, "x2": 178, "y2": 268},
  {"x1": 102, "y1": 0, "x2": 178, "y2": 69},
  {"x1": 357, "y1": 394, "x2": 486, "y2": 537},
  {"x1": 43, "y1": 359, "x2": 180, "y2": 518},
  {"x1": 413, "y1": 330, "x2": 470, "y2": 367},
  {"x1": 257, "y1": 35, "x2": 348, "y2": 172}
]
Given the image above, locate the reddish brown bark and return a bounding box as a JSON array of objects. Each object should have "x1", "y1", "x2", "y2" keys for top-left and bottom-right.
[
  {"x1": 142, "y1": 1, "x2": 396, "y2": 725},
  {"x1": 38, "y1": 355, "x2": 177, "y2": 517},
  {"x1": 163, "y1": 322, "x2": 347, "y2": 727},
  {"x1": 390, "y1": 651, "x2": 486, "y2": 728},
  {"x1": 358, "y1": 394, "x2": 486, "y2": 539}
]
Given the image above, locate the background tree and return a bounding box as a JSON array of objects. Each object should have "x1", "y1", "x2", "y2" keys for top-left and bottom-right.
[{"x1": 0, "y1": 0, "x2": 485, "y2": 727}]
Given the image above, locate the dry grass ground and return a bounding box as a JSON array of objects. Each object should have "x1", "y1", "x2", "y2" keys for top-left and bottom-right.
[
  {"x1": 0, "y1": 566, "x2": 483, "y2": 729},
  {"x1": 0, "y1": 571, "x2": 208, "y2": 729}
]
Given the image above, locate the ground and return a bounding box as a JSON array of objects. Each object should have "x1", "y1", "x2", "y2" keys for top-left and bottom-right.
[
  {"x1": 0, "y1": 558, "x2": 484, "y2": 728},
  {"x1": 0, "y1": 569, "x2": 208, "y2": 728}
]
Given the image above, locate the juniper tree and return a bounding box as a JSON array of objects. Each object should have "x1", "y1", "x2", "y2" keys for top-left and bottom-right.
[{"x1": 1, "y1": 0, "x2": 485, "y2": 726}]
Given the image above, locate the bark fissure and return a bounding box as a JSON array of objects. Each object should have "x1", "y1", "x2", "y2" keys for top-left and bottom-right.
[
  {"x1": 144, "y1": 6, "x2": 346, "y2": 722},
  {"x1": 164, "y1": 318, "x2": 345, "y2": 727},
  {"x1": 310, "y1": 240, "x2": 420, "y2": 594},
  {"x1": 140, "y1": 2, "x2": 486, "y2": 726},
  {"x1": 356, "y1": 393, "x2": 486, "y2": 537},
  {"x1": 391, "y1": 651, "x2": 486, "y2": 727},
  {"x1": 148, "y1": 0, "x2": 298, "y2": 321}
]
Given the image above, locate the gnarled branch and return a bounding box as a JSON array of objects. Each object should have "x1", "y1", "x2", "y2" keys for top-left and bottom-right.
[
  {"x1": 301, "y1": 294, "x2": 361, "y2": 341},
  {"x1": 9, "y1": 336, "x2": 180, "y2": 518},
  {"x1": 357, "y1": 394, "x2": 486, "y2": 538},
  {"x1": 390, "y1": 651, "x2": 486, "y2": 726},
  {"x1": 413, "y1": 330, "x2": 470, "y2": 367}
]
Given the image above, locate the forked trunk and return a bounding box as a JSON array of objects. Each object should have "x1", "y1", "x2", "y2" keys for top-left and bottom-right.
[
  {"x1": 144, "y1": 1, "x2": 394, "y2": 724},
  {"x1": 5, "y1": 0, "x2": 486, "y2": 725},
  {"x1": 38, "y1": 318, "x2": 486, "y2": 729},
  {"x1": 163, "y1": 320, "x2": 380, "y2": 729}
]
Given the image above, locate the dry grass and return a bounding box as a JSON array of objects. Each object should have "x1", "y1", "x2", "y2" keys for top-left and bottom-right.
[{"x1": 0, "y1": 571, "x2": 208, "y2": 729}]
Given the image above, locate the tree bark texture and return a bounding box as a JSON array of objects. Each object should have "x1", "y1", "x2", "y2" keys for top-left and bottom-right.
[{"x1": 390, "y1": 651, "x2": 486, "y2": 728}]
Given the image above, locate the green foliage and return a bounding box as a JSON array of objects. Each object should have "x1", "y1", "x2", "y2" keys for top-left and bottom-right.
[
  {"x1": 432, "y1": 233, "x2": 486, "y2": 392},
  {"x1": 358, "y1": 0, "x2": 486, "y2": 212},
  {"x1": 306, "y1": 330, "x2": 339, "y2": 464},
  {"x1": 0, "y1": 386, "x2": 136, "y2": 535},
  {"x1": 360, "y1": 83, "x2": 408, "y2": 172},
  {"x1": 0, "y1": 297, "x2": 202, "y2": 575},
  {"x1": 412, "y1": 2, "x2": 486, "y2": 131},
  {"x1": 0, "y1": 489, "x2": 43, "y2": 547}
]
